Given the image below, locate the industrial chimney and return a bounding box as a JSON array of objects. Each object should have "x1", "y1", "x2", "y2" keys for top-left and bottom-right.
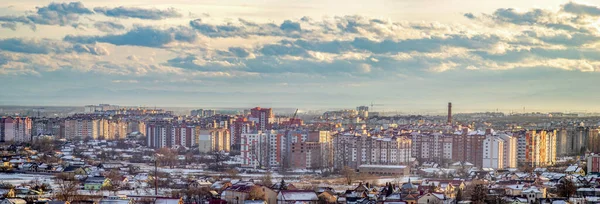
[{"x1": 447, "y1": 102, "x2": 452, "y2": 124}]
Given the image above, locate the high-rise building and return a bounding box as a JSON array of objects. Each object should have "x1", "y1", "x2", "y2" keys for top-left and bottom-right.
[
  {"x1": 516, "y1": 130, "x2": 557, "y2": 167},
  {"x1": 146, "y1": 123, "x2": 169, "y2": 148},
  {"x1": 197, "y1": 128, "x2": 230, "y2": 153},
  {"x1": 567, "y1": 124, "x2": 588, "y2": 155},
  {"x1": 410, "y1": 132, "x2": 453, "y2": 163},
  {"x1": 588, "y1": 155, "x2": 600, "y2": 174},
  {"x1": 240, "y1": 130, "x2": 279, "y2": 168},
  {"x1": 498, "y1": 133, "x2": 518, "y2": 169},
  {"x1": 588, "y1": 128, "x2": 600, "y2": 153},
  {"x1": 333, "y1": 131, "x2": 412, "y2": 169},
  {"x1": 452, "y1": 129, "x2": 486, "y2": 167},
  {"x1": 64, "y1": 118, "x2": 98, "y2": 140},
  {"x1": 289, "y1": 131, "x2": 333, "y2": 170},
  {"x1": 249, "y1": 107, "x2": 273, "y2": 132},
  {"x1": 32, "y1": 117, "x2": 62, "y2": 137},
  {"x1": 1, "y1": 117, "x2": 32, "y2": 142},
  {"x1": 230, "y1": 118, "x2": 254, "y2": 151},
  {"x1": 556, "y1": 128, "x2": 568, "y2": 156},
  {"x1": 483, "y1": 136, "x2": 504, "y2": 169}
]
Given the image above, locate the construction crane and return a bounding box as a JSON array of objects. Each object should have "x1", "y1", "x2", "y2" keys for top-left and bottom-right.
[
  {"x1": 282, "y1": 109, "x2": 298, "y2": 172},
  {"x1": 370, "y1": 102, "x2": 384, "y2": 112}
]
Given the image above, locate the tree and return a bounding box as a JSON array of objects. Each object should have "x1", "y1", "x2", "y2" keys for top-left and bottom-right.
[
  {"x1": 104, "y1": 169, "x2": 122, "y2": 193},
  {"x1": 456, "y1": 188, "x2": 463, "y2": 203},
  {"x1": 557, "y1": 177, "x2": 577, "y2": 199},
  {"x1": 225, "y1": 169, "x2": 240, "y2": 179},
  {"x1": 470, "y1": 184, "x2": 488, "y2": 204},
  {"x1": 209, "y1": 151, "x2": 229, "y2": 171},
  {"x1": 156, "y1": 148, "x2": 178, "y2": 168},
  {"x1": 260, "y1": 172, "x2": 273, "y2": 187},
  {"x1": 278, "y1": 179, "x2": 288, "y2": 191},
  {"x1": 53, "y1": 173, "x2": 80, "y2": 202},
  {"x1": 341, "y1": 166, "x2": 356, "y2": 185},
  {"x1": 247, "y1": 186, "x2": 266, "y2": 201}
]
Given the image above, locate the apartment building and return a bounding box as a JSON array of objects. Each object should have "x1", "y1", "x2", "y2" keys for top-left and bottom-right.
[
  {"x1": 333, "y1": 131, "x2": 412, "y2": 169},
  {"x1": 410, "y1": 132, "x2": 453, "y2": 163},
  {"x1": 498, "y1": 133, "x2": 518, "y2": 169},
  {"x1": 452, "y1": 129, "x2": 486, "y2": 167},
  {"x1": 516, "y1": 130, "x2": 557, "y2": 167},
  {"x1": 0, "y1": 117, "x2": 32, "y2": 142},
  {"x1": 197, "y1": 128, "x2": 230, "y2": 153},
  {"x1": 64, "y1": 118, "x2": 98, "y2": 140},
  {"x1": 482, "y1": 136, "x2": 504, "y2": 169},
  {"x1": 146, "y1": 122, "x2": 198, "y2": 149}
]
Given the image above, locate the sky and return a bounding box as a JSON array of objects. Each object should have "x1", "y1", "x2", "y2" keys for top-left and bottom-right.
[{"x1": 1, "y1": 0, "x2": 600, "y2": 113}]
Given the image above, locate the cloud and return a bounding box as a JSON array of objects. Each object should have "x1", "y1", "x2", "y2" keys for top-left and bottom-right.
[
  {"x1": 189, "y1": 18, "x2": 306, "y2": 38},
  {"x1": 0, "y1": 2, "x2": 92, "y2": 29},
  {"x1": 64, "y1": 26, "x2": 198, "y2": 47},
  {"x1": 464, "y1": 13, "x2": 476, "y2": 19},
  {"x1": 0, "y1": 38, "x2": 109, "y2": 55},
  {"x1": 280, "y1": 20, "x2": 301, "y2": 31},
  {"x1": 228, "y1": 47, "x2": 251, "y2": 58},
  {"x1": 94, "y1": 21, "x2": 125, "y2": 32},
  {"x1": 73, "y1": 43, "x2": 110, "y2": 55},
  {"x1": 112, "y1": 80, "x2": 139, "y2": 83},
  {"x1": 93, "y1": 7, "x2": 182, "y2": 20},
  {"x1": 1, "y1": 22, "x2": 17, "y2": 31},
  {"x1": 562, "y1": 2, "x2": 600, "y2": 16}
]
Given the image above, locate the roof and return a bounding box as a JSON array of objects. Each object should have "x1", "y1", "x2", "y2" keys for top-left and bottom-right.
[
  {"x1": 154, "y1": 198, "x2": 181, "y2": 204},
  {"x1": 565, "y1": 165, "x2": 579, "y2": 172},
  {"x1": 278, "y1": 190, "x2": 318, "y2": 201},
  {"x1": 359, "y1": 165, "x2": 407, "y2": 169}
]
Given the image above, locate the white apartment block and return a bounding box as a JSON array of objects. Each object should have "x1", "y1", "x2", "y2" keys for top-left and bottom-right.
[
  {"x1": 483, "y1": 136, "x2": 504, "y2": 169},
  {"x1": 498, "y1": 133, "x2": 517, "y2": 169},
  {"x1": 241, "y1": 130, "x2": 279, "y2": 168}
]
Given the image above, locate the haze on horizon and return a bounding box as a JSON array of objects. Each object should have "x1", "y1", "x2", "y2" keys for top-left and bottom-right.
[{"x1": 1, "y1": 0, "x2": 600, "y2": 113}]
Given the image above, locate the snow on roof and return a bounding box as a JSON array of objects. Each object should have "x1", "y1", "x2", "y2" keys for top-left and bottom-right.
[
  {"x1": 279, "y1": 190, "x2": 318, "y2": 201},
  {"x1": 565, "y1": 165, "x2": 579, "y2": 172},
  {"x1": 432, "y1": 193, "x2": 445, "y2": 200}
]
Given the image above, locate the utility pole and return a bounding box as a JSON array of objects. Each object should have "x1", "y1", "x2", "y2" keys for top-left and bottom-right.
[{"x1": 155, "y1": 157, "x2": 158, "y2": 196}]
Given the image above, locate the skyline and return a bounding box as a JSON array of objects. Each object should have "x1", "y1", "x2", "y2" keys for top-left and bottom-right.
[{"x1": 2, "y1": 0, "x2": 600, "y2": 112}]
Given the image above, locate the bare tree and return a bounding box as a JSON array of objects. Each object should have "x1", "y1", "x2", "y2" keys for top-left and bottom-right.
[
  {"x1": 341, "y1": 166, "x2": 356, "y2": 185},
  {"x1": 470, "y1": 184, "x2": 488, "y2": 204},
  {"x1": 225, "y1": 169, "x2": 240, "y2": 179},
  {"x1": 259, "y1": 172, "x2": 273, "y2": 187},
  {"x1": 209, "y1": 151, "x2": 229, "y2": 171},
  {"x1": 156, "y1": 148, "x2": 178, "y2": 168},
  {"x1": 247, "y1": 186, "x2": 266, "y2": 201},
  {"x1": 53, "y1": 173, "x2": 80, "y2": 202},
  {"x1": 557, "y1": 177, "x2": 577, "y2": 199}
]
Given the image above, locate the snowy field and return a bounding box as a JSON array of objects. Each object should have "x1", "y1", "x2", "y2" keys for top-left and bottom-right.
[{"x1": 0, "y1": 173, "x2": 55, "y2": 186}]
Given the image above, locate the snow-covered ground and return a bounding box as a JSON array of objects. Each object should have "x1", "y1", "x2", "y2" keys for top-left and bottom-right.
[{"x1": 0, "y1": 173, "x2": 55, "y2": 186}]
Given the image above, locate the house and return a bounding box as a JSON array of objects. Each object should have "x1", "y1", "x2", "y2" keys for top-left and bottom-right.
[
  {"x1": 99, "y1": 196, "x2": 132, "y2": 204},
  {"x1": 221, "y1": 183, "x2": 277, "y2": 204},
  {"x1": 317, "y1": 191, "x2": 337, "y2": 204},
  {"x1": 84, "y1": 177, "x2": 111, "y2": 190},
  {"x1": 154, "y1": 198, "x2": 183, "y2": 204},
  {"x1": 565, "y1": 166, "x2": 585, "y2": 176},
  {"x1": 277, "y1": 190, "x2": 318, "y2": 204},
  {"x1": 0, "y1": 198, "x2": 27, "y2": 204},
  {"x1": 417, "y1": 193, "x2": 453, "y2": 204},
  {"x1": 189, "y1": 179, "x2": 212, "y2": 189}
]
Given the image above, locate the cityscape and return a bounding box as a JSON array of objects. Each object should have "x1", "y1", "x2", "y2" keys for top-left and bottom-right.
[
  {"x1": 2, "y1": 0, "x2": 600, "y2": 204},
  {"x1": 1, "y1": 103, "x2": 600, "y2": 204}
]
